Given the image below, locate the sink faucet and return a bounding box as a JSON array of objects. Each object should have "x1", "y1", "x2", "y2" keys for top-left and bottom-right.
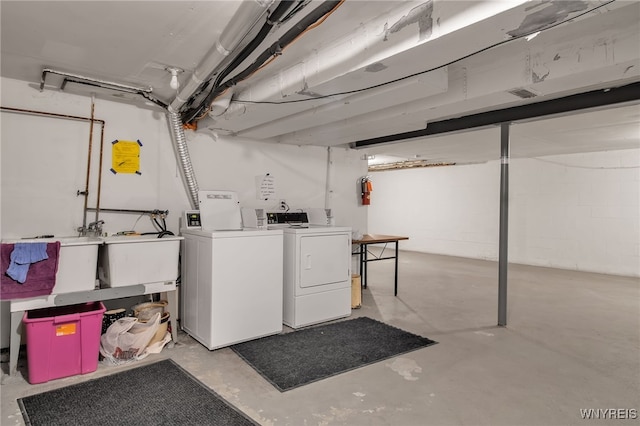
[
  {"x1": 88, "y1": 220, "x2": 105, "y2": 236},
  {"x1": 78, "y1": 220, "x2": 105, "y2": 237}
]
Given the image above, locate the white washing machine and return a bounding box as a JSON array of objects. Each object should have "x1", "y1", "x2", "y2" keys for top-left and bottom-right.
[
  {"x1": 180, "y1": 191, "x2": 284, "y2": 350},
  {"x1": 281, "y1": 221, "x2": 352, "y2": 329}
]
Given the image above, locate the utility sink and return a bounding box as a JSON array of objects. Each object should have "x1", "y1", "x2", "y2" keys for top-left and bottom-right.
[
  {"x1": 98, "y1": 235, "x2": 183, "y2": 288},
  {"x1": 1, "y1": 236, "x2": 102, "y2": 294}
]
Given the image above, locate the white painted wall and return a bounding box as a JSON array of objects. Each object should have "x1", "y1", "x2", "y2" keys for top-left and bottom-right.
[
  {"x1": 0, "y1": 79, "x2": 189, "y2": 238},
  {"x1": 368, "y1": 149, "x2": 640, "y2": 277},
  {"x1": 510, "y1": 151, "x2": 639, "y2": 276},
  {"x1": 184, "y1": 131, "x2": 366, "y2": 230},
  {"x1": 368, "y1": 161, "x2": 500, "y2": 258},
  {"x1": 0, "y1": 77, "x2": 367, "y2": 348}
]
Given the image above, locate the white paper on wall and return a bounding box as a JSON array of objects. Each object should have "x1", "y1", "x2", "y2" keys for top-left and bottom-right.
[{"x1": 256, "y1": 174, "x2": 276, "y2": 200}]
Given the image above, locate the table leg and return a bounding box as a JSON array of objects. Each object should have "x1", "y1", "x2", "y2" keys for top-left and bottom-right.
[
  {"x1": 359, "y1": 243, "x2": 364, "y2": 289},
  {"x1": 166, "y1": 289, "x2": 179, "y2": 344},
  {"x1": 394, "y1": 241, "x2": 399, "y2": 296},
  {"x1": 9, "y1": 310, "x2": 23, "y2": 376},
  {"x1": 363, "y1": 244, "x2": 368, "y2": 289}
]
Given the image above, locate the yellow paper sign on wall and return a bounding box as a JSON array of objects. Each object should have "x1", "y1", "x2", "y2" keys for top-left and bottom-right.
[{"x1": 111, "y1": 139, "x2": 142, "y2": 174}]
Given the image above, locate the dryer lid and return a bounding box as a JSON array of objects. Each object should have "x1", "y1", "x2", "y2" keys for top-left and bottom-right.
[{"x1": 198, "y1": 190, "x2": 243, "y2": 231}]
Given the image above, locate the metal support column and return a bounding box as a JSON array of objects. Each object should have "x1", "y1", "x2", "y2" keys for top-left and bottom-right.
[{"x1": 498, "y1": 123, "x2": 510, "y2": 326}]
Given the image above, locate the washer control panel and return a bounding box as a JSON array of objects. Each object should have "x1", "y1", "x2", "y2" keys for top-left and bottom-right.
[{"x1": 183, "y1": 210, "x2": 201, "y2": 229}]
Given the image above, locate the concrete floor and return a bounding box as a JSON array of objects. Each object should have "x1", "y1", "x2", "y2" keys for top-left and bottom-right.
[{"x1": 1, "y1": 251, "x2": 639, "y2": 426}]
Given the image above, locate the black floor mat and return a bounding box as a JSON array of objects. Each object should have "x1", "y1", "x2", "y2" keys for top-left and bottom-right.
[
  {"x1": 18, "y1": 359, "x2": 257, "y2": 426},
  {"x1": 231, "y1": 317, "x2": 437, "y2": 392}
]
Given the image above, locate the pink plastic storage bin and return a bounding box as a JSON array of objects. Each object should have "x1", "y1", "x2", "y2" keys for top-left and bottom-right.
[{"x1": 23, "y1": 301, "x2": 106, "y2": 384}]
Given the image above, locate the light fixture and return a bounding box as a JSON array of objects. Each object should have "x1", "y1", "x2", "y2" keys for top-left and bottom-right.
[
  {"x1": 165, "y1": 67, "x2": 183, "y2": 90},
  {"x1": 525, "y1": 31, "x2": 540, "y2": 42}
]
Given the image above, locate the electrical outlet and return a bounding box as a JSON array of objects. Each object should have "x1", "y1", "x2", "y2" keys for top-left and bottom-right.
[{"x1": 279, "y1": 199, "x2": 287, "y2": 210}]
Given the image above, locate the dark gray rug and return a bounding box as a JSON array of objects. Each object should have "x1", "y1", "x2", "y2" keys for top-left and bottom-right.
[
  {"x1": 18, "y1": 359, "x2": 257, "y2": 426},
  {"x1": 231, "y1": 316, "x2": 437, "y2": 392}
]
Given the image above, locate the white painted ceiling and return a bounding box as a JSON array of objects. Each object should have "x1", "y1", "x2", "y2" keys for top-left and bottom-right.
[{"x1": 1, "y1": 0, "x2": 639, "y2": 165}]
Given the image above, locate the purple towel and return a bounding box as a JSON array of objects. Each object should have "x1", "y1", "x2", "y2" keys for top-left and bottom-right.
[{"x1": 1, "y1": 242, "x2": 61, "y2": 300}]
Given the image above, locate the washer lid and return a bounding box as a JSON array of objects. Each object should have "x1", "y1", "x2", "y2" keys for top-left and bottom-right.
[{"x1": 198, "y1": 190, "x2": 243, "y2": 231}]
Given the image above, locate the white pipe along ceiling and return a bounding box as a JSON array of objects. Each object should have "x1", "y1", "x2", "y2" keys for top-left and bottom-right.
[
  {"x1": 169, "y1": 0, "x2": 276, "y2": 113},
  {"x1": 198, "y1": 0, "x2": 639, "y2": 147},
  {"x1": 2, "y1": 0, "x2": 638, "y2": 167},
  {"x1": 166, "y1": 0, "x2": 277, "y2": 209}
]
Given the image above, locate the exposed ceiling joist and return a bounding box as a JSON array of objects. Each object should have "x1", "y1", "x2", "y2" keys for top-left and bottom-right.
[
  {"x1": 1, "y1": 0, "x2": 638, "y2": 166},
  {"x1": 354, "y1": 80, "x2": 640, "y2": 148}
]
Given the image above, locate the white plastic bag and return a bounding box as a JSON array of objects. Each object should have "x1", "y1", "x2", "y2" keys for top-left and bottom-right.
[
  {"x1": 100, "y1": 312, "x2": 160, "y2": 365},
  {"x1": 144, "y1": 331, "x2": 172, "y2": 355}
]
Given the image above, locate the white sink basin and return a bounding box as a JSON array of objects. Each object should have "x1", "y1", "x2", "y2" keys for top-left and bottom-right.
[
  {"x1": 99, "y1": 235, "x2": 183, "y2": 287},
  {"x1": 3, "y1": 234, "x2": 184, "y2": 292},
  {"x1": 2, "y1": 236, "x2": 102, "y2": 294}
]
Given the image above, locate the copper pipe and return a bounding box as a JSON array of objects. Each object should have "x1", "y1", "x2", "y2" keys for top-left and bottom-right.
[
  {"x1": 95, "y1": 112, "x2": 105, "y2": 224},
  {"x1": 83, "y1": 96, "x2": 96, "y2": 229},
  {"x1": 1, "y1": 105, "x2": 107, "y2": 230},
  {"x1": 0, "y1": 106, "x2": 105, "y2": 125}
]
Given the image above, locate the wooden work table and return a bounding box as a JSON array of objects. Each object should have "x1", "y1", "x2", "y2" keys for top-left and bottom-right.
[{"x1": 352, "y1": 234, "x2": 409, "y2": 296}]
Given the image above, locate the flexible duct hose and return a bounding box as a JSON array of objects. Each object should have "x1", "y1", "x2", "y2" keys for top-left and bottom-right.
[{"x1": 167, "y1": 110, "x2": 199, "y2": 209}]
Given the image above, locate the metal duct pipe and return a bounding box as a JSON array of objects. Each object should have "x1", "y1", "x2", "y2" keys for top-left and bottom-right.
[
  {"x1": 170, "y1": 0, "x2": 274, "y2": 112},
  {"x1": 40, "y1": 68, "x2": 168, "y2": 108},
  {"x1": 40, "y1": 68, "x2": 152, "y2": 94},
  {"x1": 168, "y1": 111, "x2": 199, "y2": 209}
]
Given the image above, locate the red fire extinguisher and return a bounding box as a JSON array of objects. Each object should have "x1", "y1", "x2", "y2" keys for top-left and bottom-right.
[{"x1": 361, "y1": 176, "x2": 372, "y2": 205}]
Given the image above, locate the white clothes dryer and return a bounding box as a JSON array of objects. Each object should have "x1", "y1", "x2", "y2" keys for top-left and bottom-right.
[{"x1": 282, "y1": 224, "x2": 352, "y2": 329}]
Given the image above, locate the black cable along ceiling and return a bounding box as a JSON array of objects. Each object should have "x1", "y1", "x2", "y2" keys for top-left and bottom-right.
[{"x1": 181, "y1": 0, "x2": 343, "y2": 124}]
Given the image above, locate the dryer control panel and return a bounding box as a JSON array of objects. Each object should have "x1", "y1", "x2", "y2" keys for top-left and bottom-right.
[{"x1": 267, "y1": 212, "x2": 308, "y2": 225}]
